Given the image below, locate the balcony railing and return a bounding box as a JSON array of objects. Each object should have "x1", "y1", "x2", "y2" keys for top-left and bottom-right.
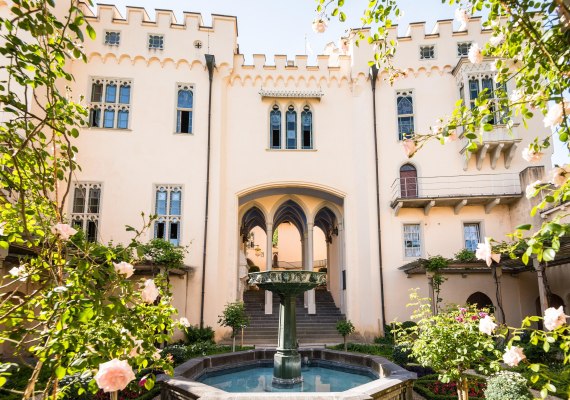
[{"x1": 390, "y1": 173, "x2": 522, "y2": 214}]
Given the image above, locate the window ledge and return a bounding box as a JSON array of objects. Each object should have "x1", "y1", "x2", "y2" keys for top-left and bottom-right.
[
  {"x1": 266, "y1": 148, "x2": 317, "y2": 152},
  {"x1": 85, "y1": 127, "x2": 133, "y2": 132},
  {"x1": 173, "y1": 132, "x2": 194, "y2": 136}
]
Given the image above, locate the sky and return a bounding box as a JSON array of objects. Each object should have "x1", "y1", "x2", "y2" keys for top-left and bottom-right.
[{"x1": 94, "y1": 0, "x2": 568, "y2": 165}]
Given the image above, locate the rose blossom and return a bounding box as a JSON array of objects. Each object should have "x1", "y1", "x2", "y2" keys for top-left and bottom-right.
[
  {"x1": 9, "y1": 266, "x2": 27, "y2": 281},
  {"x1": 502, "y1": 346, "x2": 526, "y2": 367},
  {"x1": 488, "y1": 32, "x2": 505, "y2": 46},
  {"x1": 509, "y1": 89, "x2": 524, "y2": 104},
  {"x1": 139, "y1": 378, "x2": 147, "y2": 387},
  {"x1": 479, "y1": 312, "x2": 488, "y2": 318},
  {"x1": 455, "y1": 316, "x2": 464, "y2": 323},
  {"x1": 479, "y1": 315, "x2": 497, "y2": 335},
  {"x1": 152, "y1": 350, "x2": 161, "y2": 361},
  {"x1": 543, "y1": 101, "x2": 570, "y2": 127},
  {"x1": 129, "y1": 338, "x2": 144, "y2": 357},
  {"x1": 141, "y1": 279, "x2": 160, "y2": 303},
  {"x1": 459, "y1": 307, "x2": 467, "y2": 314},
  {"x1": 113, "y1": 261, "x2": 135, "y2": 278},
  {"x1": 525, "y1": 180, "x2": 542, "y2": 199},
  {"x1": 471, "y1": 315, "x2": 479, "y2": 321},
  {"x1": 521, "y1": 147, "x2": 544, "y2": 163},
  {"x1": 455, "y1": 8, "x2": 470, "y2": 31},
  {"x1": 543, "y1": 306, "x2": 569, "y2": 331},
  {"x1": 179, "y1": 317, "x2": 191, "y2": 328},
  {"x1": 468, "y1": 43, "x2": 483, "y2": 64},
  {"x1": 94, "y1": 359, "x2": 135, "y2": 392},
  {"x1": 475, "y1": 237, "x2": 500, "y2": 267},
  {"x1": 551, "y1": 164, "x2": 570, "y2": 186},
  {"x1": 402, "y1": 139, "x2": 417, "y2": 157},
  {"x1": 444, "y1": 130, "x2": 458, "y2": 143},
  {"x1": 51, "y1": 223, "x2": 77, "y2": 240},
  {"x1": 312, "y1": 18, "x2": 327, "y2": 33}
]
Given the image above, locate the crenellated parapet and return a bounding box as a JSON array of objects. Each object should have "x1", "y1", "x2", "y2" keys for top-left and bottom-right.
[{"x1": 77, "y1": 3, "x2": 237, "y2": 67}]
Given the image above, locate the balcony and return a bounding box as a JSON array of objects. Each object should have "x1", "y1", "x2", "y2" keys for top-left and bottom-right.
[
  {"x1": 459, "y1": 124, "x2": 522, "y2": 171},
  {"x1": 390, "y1": 173, "x2": 522, "y2": 215}
]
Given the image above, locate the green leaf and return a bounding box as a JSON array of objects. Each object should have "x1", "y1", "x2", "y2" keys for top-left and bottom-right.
[
  {"x1": 543, "y1": 248, "x2": 555, "y2": 262},
  {"x1": 529, "y1": 363, "x2": 540, "y2": 372},
  {"x1": 144, "y1": 378, "x2": 155, "y2": 390},
  {"x1": 56, "y1": 365, "x2": 66, "y2": 379},
  {"x1": 0, "y1": 377, "x2": 6, "y2": 387},
  {"x1": 86, "y1": 25, "x2": 96, "y2": 40},
  {"x1": 515, "y1": 224, "x2": 531, "y2": 231}
]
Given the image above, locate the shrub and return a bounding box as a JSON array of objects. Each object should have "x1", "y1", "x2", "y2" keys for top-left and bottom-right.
[
  {"x1": 336, "y1": 320, "x2": 355, "y2": 351},
  {"x1": 329, "y1": 343, "x2": 393, "y2": 359},
  {"x1": 187, "y1": 341, "x2": 217, "y2": 357},
  {"x1": 484, "y1": 371, "x2": 532, "y2": 400},
  {"x1": 318, "y1": 267, "x2": 327, "y2": 273},
  {"x1": 413, "y1": 374, "x2": 486, "y2": 400},
  {"x1": 161, "y1": 344, "x2": 189, "y2": 365},
  {"x1": 392, "y1": 344, "x2": 413, "y2": 366},
  {"x1": 218, "y1": 302, "x2": 250, "y2": 351},
  {"x1": 454, "y1": 248, "x2": 477, "y2": 262},
  {"x1": 184, "y1": 325, "x2": 215, "y2": 344},
  {"x1": 248, "y1": 265, "x2": 260, "y2": 273}
]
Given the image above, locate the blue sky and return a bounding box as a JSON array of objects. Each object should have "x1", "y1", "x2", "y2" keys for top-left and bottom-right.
[{"x1": 96, "y1": 1, "x2": 568, "y2": 165}]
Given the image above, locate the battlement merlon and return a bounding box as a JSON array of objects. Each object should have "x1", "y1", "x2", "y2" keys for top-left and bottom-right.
[{"x1": 78, "y1": 3, "x2": 238, "y2": 37}]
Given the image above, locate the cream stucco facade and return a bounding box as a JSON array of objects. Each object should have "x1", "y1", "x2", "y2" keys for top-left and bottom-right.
[{"x1": 4, "y1": 2, "x2": 567, "y2": 341}]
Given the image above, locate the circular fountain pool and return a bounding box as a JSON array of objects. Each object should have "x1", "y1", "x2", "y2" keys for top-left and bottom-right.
[{"x1": 197, "y1": 360, "x2": 376, "y2": 392}]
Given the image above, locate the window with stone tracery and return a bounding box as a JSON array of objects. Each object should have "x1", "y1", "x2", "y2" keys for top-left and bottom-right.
[
  {"x1": 397, "y1": 90, "x2": 415, "y2": 141},
  {"x1": 154, "y1": 185, "x2": 182, "y2": 246},
  {"x1": 71, "y1": 182, "x2": 102, "y2": 242},
  {"x1": 88, "y1": 78, "x2": 131, "y2": 129},
  {"x1": 269, "y1": 103, "x2": 314, "y2": 150},
  {"x1": 467, "y1": 74, "x2": 508, "y2": 125}
]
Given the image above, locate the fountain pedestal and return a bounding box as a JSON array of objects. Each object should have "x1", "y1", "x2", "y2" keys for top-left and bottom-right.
[{"x1": 248, "y1": 271, "x2": 326, "y2": 386}]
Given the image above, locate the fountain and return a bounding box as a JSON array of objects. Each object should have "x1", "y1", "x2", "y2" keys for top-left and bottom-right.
[
  {"x1": 159, "y1": 269, "x2": 416, "y2": 398},
  {"x1": 247, "y1": 270, "x2": 326, "y2": 386}
]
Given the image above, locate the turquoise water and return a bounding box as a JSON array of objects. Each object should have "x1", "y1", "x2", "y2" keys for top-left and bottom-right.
[{"x1": 197, "y1": 363, "x2": 376, "y2": 392}]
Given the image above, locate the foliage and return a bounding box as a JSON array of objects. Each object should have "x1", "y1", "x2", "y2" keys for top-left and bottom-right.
[
  {"x1": 413, "y1": 374, "x2": 486, "y2": 400},
  {"x1": 183, "y1": 325, "x2": 215, "y2": 344},
  {"x1": 218, "y1": 302, "x2": 249, "y2": 352},
  {"x1": 328, "y1": 343, "x2": 393, "y2": 359},
  {"x1": 336, "y1": 319, "x2": 356, "y2": 351},
  {"x1": 394, "y1": 290, "x2": 500, "y2": 399},
  {"x1": 484, "y1": 371, "x2": 532, "y2": 400},
  {"x1": 392, "y1": 343, "x2": 413, "y2": 366},
  {"x1": 139, "y1": 239, "x2": 187, "y2": 270},
  {"x1": 424, "y1": 255, "x2": 449, "y2": 310},
  {"x1": 161, "y1": 344, "x2": 190, "y2": 366},
  {"x1": 248, "y1": 265, "x2": 260, "y2": 273},
  {"x1": 316, "y1": 0, "x2": 570, "y2": 283},
  {"x1": 454, "y1": 249, "x2": 477, "y2": 263},
  {"x1": 0, "y1": 1, "x2": 177, "y2": 398},
  {"x1": 272, "y1": 229, "x2": 278, "y2": 247}
]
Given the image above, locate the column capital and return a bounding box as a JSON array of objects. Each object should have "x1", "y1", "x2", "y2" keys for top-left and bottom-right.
[{"x1": 307, "y1": 221, "x2": 314, "y2": 228}]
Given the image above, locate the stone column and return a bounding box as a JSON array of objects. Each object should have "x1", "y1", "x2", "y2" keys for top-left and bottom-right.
[
  {"x1": 265, "y1": 223, "x2": 273, "y2": 314},
  {"x1": 533, "y1": 258, "x2": 549, "y2": 316},
  {"x1": 273, "y1": 293, "x2": 301, "y2": 385},
  {"x1": 338, "y1": 222, "x2": 346, "y2": 314},
  {"x1": 306, "y1": 222, "x2": 315, "y2": 314}
]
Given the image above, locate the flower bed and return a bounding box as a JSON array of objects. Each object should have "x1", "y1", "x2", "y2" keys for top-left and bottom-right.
[{"x1": 413, "y1": 374, "x2": 486, "y2": 400}]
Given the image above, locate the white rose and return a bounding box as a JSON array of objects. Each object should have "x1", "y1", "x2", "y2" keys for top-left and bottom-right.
[
  {"x1": 141, "y1": 279, "x2": 160, "y2": 304},
  {"x1": 543, "y1": 306, "x2": 568, "y2": 331},
  {"x1": 521, "y1": 147, "x2": 543, "y2": 163},
  {"x1": 312, "y1": 18, "x2": 327, "y2": 33},
  {"x1": 489, "y1": 32, "x2": 505, "y2": 46},
  {"x1": 475, "y1": 237, "x2": 500, "y2": 267},
  {"x1": 179, "y1": 317, "x2": 191, "y2": 328},
  {"x1": 502, "y1": 346, "x2": 526, "y2": 367},
  {"x1": 94, "y1": 359, "x2": 135, "y2": 392},
  {"x1": 455, "y1": 8, "x2": 470, "y2": 31},
  {"x1": 478, "y1": 315, "x2": 498, "y2": 335},
  {"x1": 551, "y1": 165, "x2": 570, "y2": 186},
  {"x1": 468, "y1": 43, "x2": 483, "y2": 64},
  {"x1": 113, "y1": 261, "x2": 135, "y2": 278},
  {"x1": 51, "y1": 223, "x2": 78, "y2": 240},
  {"x1": 525, "y1": 180, "x2": 542, "y2": 199}
]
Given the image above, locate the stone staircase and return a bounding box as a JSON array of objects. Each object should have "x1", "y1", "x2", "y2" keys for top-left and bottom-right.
[{"x1": 241, "y1": 289, "x2": 345, "y2": 346}]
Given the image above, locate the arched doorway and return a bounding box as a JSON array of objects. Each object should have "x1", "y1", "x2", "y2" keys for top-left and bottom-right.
[
  {"x1": 400, "y1": 164, "x2": 418, "y2": 198},
  {"x1": 466, "y1": 292, "x2": 494, "y2": 312}
]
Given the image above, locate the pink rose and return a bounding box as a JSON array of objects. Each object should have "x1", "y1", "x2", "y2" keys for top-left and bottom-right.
[
  {"x1": 141, "y1": 279, "x2": 160, "y2": 304},
  {"x1": 502, "y1": 346, "x2": 525, "y2": 367},
  {"x1": 468, "y1": 43, "x2": 483, "y2": 64},
  {"x1": 551, "y1": 165, "x2": 569, "y2": 187},
  {"x1": 459, "y1": 307, "x2": 467, "y2": 314},
  {"x1": 521, "y1": 147, "x2": 544, "y2": 163},
  {"x1": 444, "y1": 130, "x2": 458, "y2": 143},
  {"x1": 475, "y1": 237, "x2": 500, "y2": 267},
  {"x1": 51, "y1": 223, "x2": 77, "y2": 240},
  {"x1": 113, "y1": 261, "x2": 135, "y2": 278},
  {"x1": 402, "y1": 139, "x2": 417, "y2": 157},
  {"x1": 479, "y1": 312, "x2": 488, "y2": 318},
  {"x1": 94, "y1": 359, "x2": 135, "y2": 392},
  {"x1": 455, "y1": 316, "x2": 464, "y2": 323},
  {"x1": 312, "y1": 18, "x2": 327, "y2": 33},
  {"x1": 471, "y1": 315, "x2": 479, "y2": 321},
  {"x1": 543, "y1": 306, "x2": 568, "y2": 331},
  {"x1": 455, "y1": 8, "x2": 470, "y2": 31},
  {"x1": 543, "y1": 100, "x2": 569, "y2": 128},
  {"x1": 479, "y1": 315, "x2": 497, "y2": 335}
]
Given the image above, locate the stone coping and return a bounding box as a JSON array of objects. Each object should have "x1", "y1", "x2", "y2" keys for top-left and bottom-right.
[{"x1": 159, "y1": 348, "x2": 416, "y2": 400}]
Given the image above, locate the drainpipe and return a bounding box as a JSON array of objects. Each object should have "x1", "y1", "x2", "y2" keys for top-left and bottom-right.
[
  {"x1": 200, "y1": 54, "x2": 215, "y2": 328},
  {"x1": 370, "y1": 65, "x2": 386, "y2": 332}
]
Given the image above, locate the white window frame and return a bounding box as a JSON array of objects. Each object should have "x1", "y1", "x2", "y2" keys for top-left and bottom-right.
[
  {"x1": 88, "y1": 77, "x2": 132, "y2": 130},
  {"x1": 463, "y1": 221, "x2": 483, "y2": 252},
  {"x1": 419, "y1": 44, "x2": 436, "y2": 60},
  {"x1": 148, "y1": 34, "x2": 164, "y2": 50},
  {"x1": 70, "y1": 182, "x2": 102, "y2": 242},
  {"x1": 152, "y1": 184, "x2": 183, "y2": 246},
  {"x1": 395, "y1": 90, "x2": 415, "y2": 141},
  {"x1": 457, "y1": 41, "x2": 472, "y2": 57},
  {"x1": 402, "y1": 223, "x2": 422, "y2": 259},
  {"x1": 174, "y1": 83, "x2": 194, "y2": 134},
  {"x1": 465, "y1": 73, "x2": 508, "y2": 125},
  {"x1": 104, "y1": 30, "x2": 121, "y2": 46}
]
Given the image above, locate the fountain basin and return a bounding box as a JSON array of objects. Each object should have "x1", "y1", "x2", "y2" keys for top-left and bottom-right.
[{"x1": 159, "y1": 348, "x2": 416, "y2": 399}]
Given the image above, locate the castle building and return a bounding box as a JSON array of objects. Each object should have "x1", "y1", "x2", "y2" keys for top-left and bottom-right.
[{"x1": 2, "y1": 2, "x2": 568, "y2": 342}]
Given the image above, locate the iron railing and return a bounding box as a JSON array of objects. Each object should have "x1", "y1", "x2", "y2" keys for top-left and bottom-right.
[{"x1": 390, "y1": 173, "x2": 521, "y2": 203}]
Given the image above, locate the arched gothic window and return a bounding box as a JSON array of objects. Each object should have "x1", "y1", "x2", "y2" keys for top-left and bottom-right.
[
  {"x1": 176, "y1": 88, "x2": 193, "y2": 134},
  {"x1": 301, "y1": 105, "x2": 313, "y2": 149},
  {"x1": 270, "y1": 105, "x2": 281, "y2": 149},
  {"x1": 399, "y1": 164, "x2": 418, "y2": 198},
  {"x1": 397, "y1": 92, "x2": 414, "y2": 140},
  {"x1": 286, "y1": 105, "x2": 297, "y2": 149}
]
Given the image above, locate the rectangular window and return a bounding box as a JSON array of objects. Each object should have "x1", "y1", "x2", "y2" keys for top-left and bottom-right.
[
  {"x1": 154, "y1": 185, "x2": 182, "y2": 246},
  {"x1": 464, "y1": 223, "x2": 481, "y2": 252},
  {"x1": 88, "y1": 78, "x2": 132, "y2": 129},
  {"x1": 71, "y1": 182, "x2": 102, "y2": 242},
  {"x1": 105, "y1": 31, "x2": 121, "y2": 46},
  {"x1": 148, "y1": 35, "x2": 164, "y2": 50},
  {"x1": 457, "y1": 42, "x2": 471, "y2": 57},
  {"x1": 468, "y1": 78, "x2": 479, "y2": 110},
  {"x1": 403, "y1": 224, "x2": 421, "y2": 258},
  {"x1": 176, "y1": 85, "x2": 194, "y2": 134},
  {"x1": 286, "y1": 110, "x2": 297, "y2": 149},
  {"x1": 420, "y1": 45, "x2": 435, "y2": 60},
  {"x1": 396, "y1": 91, "x2": 414, "y2": 141},
  {"x1": 467, "y1": 75, "x2": 507, "y2": 125}
]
